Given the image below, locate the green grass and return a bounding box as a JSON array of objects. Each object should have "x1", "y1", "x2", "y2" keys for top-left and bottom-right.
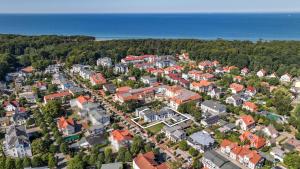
[{"x1": 146, "y1": 123, "x2": 164, "y2": 134}]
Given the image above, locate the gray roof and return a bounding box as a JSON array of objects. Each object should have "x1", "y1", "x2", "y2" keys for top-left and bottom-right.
[
  {"x1": 189, "y1": 131, "x2": 214, "y2": 146},
  {"x1": 6, "y1": 125, "x2": 30, "y2": 149},
  {"x1": 202, "y1": 100, "x2": 226, "y2": 111},
  {"x1": 203, "y1": 150, "x2": 241, "y2": 169},
  {"x1": 101, "y1": 162, "x2": 123, "y2": 169}
]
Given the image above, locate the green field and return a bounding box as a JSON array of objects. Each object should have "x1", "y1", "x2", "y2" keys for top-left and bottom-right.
[{"x1": 146, "y1": 123, "x2": 165, "y2": 134}]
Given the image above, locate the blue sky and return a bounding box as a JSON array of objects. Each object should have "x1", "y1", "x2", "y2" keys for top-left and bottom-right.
[{"x1": 1, "y1": 0, "x2": 300, "y2": 13}]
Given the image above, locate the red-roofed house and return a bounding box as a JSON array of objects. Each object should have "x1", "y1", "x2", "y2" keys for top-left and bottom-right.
[
  {"x1": 236, "y1": 115, "x2": 255, "y2": 131},
  {"x1": 246, "y1": 86, "x2": 257, "y2": 96},
  {"x1": 43, "y1": 91, "x2": 72, "y2": 104},
  {"x1": 109, "y1": 130, "x2": 133, "y2": 151},
  {"x1": 220, "y1": 139, "x2": 264, "y2": 169},
  {"x1": 240, "y1": 131, "x2": 266, "y2": 149},
  {"x1": 233, "y1": 76, "x2": 243, "y2": 83},
  {"x1": 198, "y1": 60, "x2": 214, "y2": 70},
  {"x1": 243, "y1": 102, "x2": 258, "y2": 112},
  {"x1": 190, "y1": 80, "x2": 213, "y2": 92},
  {"x1": 241, "y1": 68, "x2": 249, "y2": 76},
  {"x1": 133, "y1": 151, "x2": 169, "y2": 169},
  {"x1": 57, "y1": 117, "x2": 75, "y2": 136},
  {"x1": 230, "y1": 83, "x2": 244, "y2": 94},
  {"x1": 90, "y1": 73, "x2": 107, "y2": 86}
]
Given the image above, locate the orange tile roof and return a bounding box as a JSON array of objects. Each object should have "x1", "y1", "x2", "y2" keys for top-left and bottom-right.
[
  {"x1": 44, "y1": 91, "x2": 71, "y2": 101},
  {"x1": 111, "y1": 130, "x2": 133, "y2": 142},
  {"x1": 77, "y1": 95, "x2": 89, "y2": 104},
  {"x1": 239, "y1": 131, "x2": 265, "y2": 149},
  {"x1": 21, "y1": 66, "x2": 34, "y2": 73},
  {"x1": 240, "y1": 115, "x2": 255, "y2": 126},
  {"x1": 116, "y1": 86, "x2": 132, "y2": 93},
  {"x1": 243, "y1": 102, "x2": 258, "y2": 111},
  {"x1": 91, "y1": 73, "x2": 107, "y2": 85},
  {"x1": 134, "y1": 152, "x2": 169, "y2": 169},
  {"x1": 191, "y1": 80, "x2": 212, "y2": 87},
  {"x1": 58, "y1": 116, "x2": 74, "y2": 129},
  {"x1": 230, "y1": 83, "x2": 244, "y2": 92}
]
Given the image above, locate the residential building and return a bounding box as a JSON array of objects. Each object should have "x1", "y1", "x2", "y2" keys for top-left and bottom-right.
[
  {"x1": 230, "y1": 83, "x2": 244, "y2": 94},
  {"x1": 3, "y1": 125, "x2": 32, "y2": 158},
  {"x1": 133, "y1": 151, "x2": 169, "y2": 169},
  {"x1": 243, "y1": 102, "x2": 258, "y2": 112},
  {"x1": 162, "y1": 122, "x2": 190, "y2": 142},
  {"x1": 226, "y1": 95, "x2": 243, "y2": 107},
  {"x1": 88, "y1": 109, "x2": 110, "y2": 126},
  {"x1": 190, "y1": 80, "x2": 213, "y2": 93},
  {"x1": 245, "y1": 86, "x2": 256, "y2": 96},
  {"x1": 114, "y1": 64, "x2": 129, "y2": 74},
  {"x1": 220, "y1": 139, "x2": 264, "y2": 169},
  {"x1": 241, "y1": 67, "x2": 249, "y2": 76},
  {"x1": 90, "y1": 73, "x2": 107, "y2": 86},
  {"x1": 136, "y1": 107, "x2": 176, "y2": 123},
  {"x1": 187, "y1": 131, "x2": 215, "y2": 153},
  {"x1": 97, "y1": 57, "x2": 112, "y2": 68},
  {"x1": 235, "y1": 115, "x2": 255, "y2": 131},
  {"x1": 280, "y1": 73, "x2": 292, "y2": 83},
  {"x1": 103, "y1": 83, "x2": 116, "y2": 94},
  {"x1": 262, "y1": 125, "x2": 279, "y2": 138},
  {"x1": 239, "y1": 131, "x2": 266, "y2": 149},
  {"x1": 57, "y1": 117, "x2": 75, "y2": 136},
  {"x1": 141, "y1": 76, "x2": 157, "y2": 85},
  {"x1": 202, "y1": 150, "x2": 241, "y2": 169},
  {"x1": 201, "y1": 100, "x2": 227, "y2": 115},
  {"x1": 208, "y1": 87, "x2": 225, "y2": 99},
  {"x1": 257, "y1": 69, "x2": 266, "y2": 78},
  {"x1": 109, "y1": 130, "x2": 133, "y2": 151},
  {"x1": 43, "y1": 91, "x2": 72, "y2": 104}
]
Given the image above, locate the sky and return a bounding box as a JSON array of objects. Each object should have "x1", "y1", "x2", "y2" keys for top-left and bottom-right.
[{"x1": 0, "y1": 0, "x2": 300, "y2": 13}]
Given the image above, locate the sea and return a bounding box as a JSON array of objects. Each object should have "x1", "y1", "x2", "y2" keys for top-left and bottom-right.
[{"x1": 0, "y1": 13, "x2": 300, "y2": 41}]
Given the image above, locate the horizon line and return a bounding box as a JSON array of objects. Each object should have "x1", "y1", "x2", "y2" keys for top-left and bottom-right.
[{"x1": 0, "y1": 11, "x2": 300, "y2": 15}]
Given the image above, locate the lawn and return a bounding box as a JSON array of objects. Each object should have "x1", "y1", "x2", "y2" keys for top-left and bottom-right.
[{"x1": 146, "y1": 122, "x2": 165, "y2": 134}]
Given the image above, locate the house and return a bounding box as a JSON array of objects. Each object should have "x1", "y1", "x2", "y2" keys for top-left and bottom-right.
[
  {"x1": 233, "y1": 76, "x2": 243, "y2": 83},
  {"x1": 257, "y1": 69, "x2": 266, "y2": 78},
  {"x1": 245, "y1": 86, "x2": 256, "y2": 96},
  {"x1": 103, "y1": 83, "x2": 116, "y2": 94},
  {"x1": 188, "y1": 70, "x2": 203, "y2": 81},
  {"x1": 280, "y1": 73, "x2": 292, "y2": 83},
  {"x1": 90, "y1": 73, "x2": 107, "y2": 86},
  {"x1": 21, "y1": 66, "x2": 34, "y2": 74},
  {"x1": 45, "y1": 64, "x2": 61, "y2": 74},
  {"x1": 226, "y1": 95, "x2": 243, "y2": 107},
  {"x1": 97, "y1": 57, "x2": 112, "y2": 68},
  {"x1": 283, "y1": 138, "x2": 300, "y2": 152},
  {"x1": 121, "y1": 55, "x2": 155, "y2": 64},
  {"x1": 162, "y1": 122, "x2": 190, "y2": 142},
  {"x1": 179, "y1": 52, "x2": 190, "y2": 60},
  {"x1": 12, "y1": 111, "x2": 28, "y2": 125},
  {"x1": 43, "y1": 91, "x2": 72, "y2": 104},
  {"x1": 101, "y1": 162, "x2": 123, "y2": 169},
  {"x1": 201, "y1": 115, "x2": 220, "y2": 127},
  {"x1": 187, "y1": 131, "x2": 215, "y2": 153},
  {"x1": 270, "y1": 147, "x2": 286, "y2": 162},
  {"x1": 133, "y1": 151, "x2": 169, "y2": 169},
  {"x1": 114, "y1": 64, "x2": 129, "y2": 74},
  {"x1": 223, "y1": 66, "x2": 238, "y2": 73},
  {"x1": 109, "y1": 130, "x2": 133, "y2": 151},
  {"x1": 190, "y1": 80, "x2": 213, "y2": 93},
  {"x1": 164, "y1": 65, "x2": 183, "y2": 75},
  {"x1": 88, "y1": 109, "x2": 110, "y2": 126},
  {"x1": 57, "y1": 117, "x2": 76, "y2": 136},
  {"x1": 241, "y1": 67, "x2": 249, "y2": 76},
  {"x1": 235, "y1": 115, "x2": 255, "y2": 131},
  {"x1": 239, "y1": 131, "x2": 266, "y2": 149},
  {"x1": 33, "y1": 81, "x2": 47, "y2": 91},
  {"x1": 230, "y1": 83, "x2": 244, "y2": 94},
  {"x1": 198, "y1": 60, "x2": 214, "y2": 70},
  {"x1": 76, "y1": 134, "x2": 107, "y2": 149},
  {"x1": 19, "y1": 92, "x2": 37, "y2": 103},
  {"x1": 3, "y1": 125, "x2": 32, "y2": 158},
  {"x1": 201, "y1": 100, "x2": 227, "y2": 115},
  {"x1": 220, "y1": 139, "x2": 264, "y2": 169},
  {"x1": 141, "y1": 76, "x2": 157, "y2": 85},
  {"x1": 202, "y1": 150, "x2": 241, "y2": 169},
  {"x1": 262, "y1": 125, "x2": 279, "y2": 138},
  {"x1": 208, "y1": 87, "x2": 225, "y2": 99},
  {"x1": 136, "y1": 107, "x2": 176, "y2": 123},
  {"x1": 2, "y1": 101, "x2": 19, "y2": 111},
  {"x1": 243, "y1": 102, "x2": 258, "y2": 112}
]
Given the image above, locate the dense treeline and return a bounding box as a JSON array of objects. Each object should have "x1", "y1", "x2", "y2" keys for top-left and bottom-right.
[{"x1": 1, "y1": 34, "x2": 300, "y2": 80}]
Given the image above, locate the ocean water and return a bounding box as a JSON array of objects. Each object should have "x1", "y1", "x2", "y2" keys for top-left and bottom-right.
[{"x1": 0, "y1": 13, "x2": 300, "y2": 40}]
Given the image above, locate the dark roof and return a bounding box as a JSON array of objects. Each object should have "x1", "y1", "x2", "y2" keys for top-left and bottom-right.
[{"x1": 203, "y1": 150, "x2": 241, "y2": 169}]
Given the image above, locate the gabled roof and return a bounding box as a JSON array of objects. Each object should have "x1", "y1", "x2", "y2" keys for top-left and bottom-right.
[
  {"x1": 58, "y1": 117, "x2": 75, "y2": 129},
  {"x1": 239, "y1": 115, "x2": 255, "y2": 126},
  {"x1": 230, "y1": 83, "x2": 244, "y2": 92},
  {"x1": 111, "y1": 130, "x2": 133, "y2": 142},
  {"x1": 44, "y1": 91, "x2": 71, "y2": 101},
  {"x1": 133, "y1": 152, "x2": 169, "y2": 169}
]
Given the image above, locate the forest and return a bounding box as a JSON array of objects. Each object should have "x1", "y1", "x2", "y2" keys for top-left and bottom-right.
[{"x1": 1, "y1": 34, "x2": 300, "y2": 80}]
